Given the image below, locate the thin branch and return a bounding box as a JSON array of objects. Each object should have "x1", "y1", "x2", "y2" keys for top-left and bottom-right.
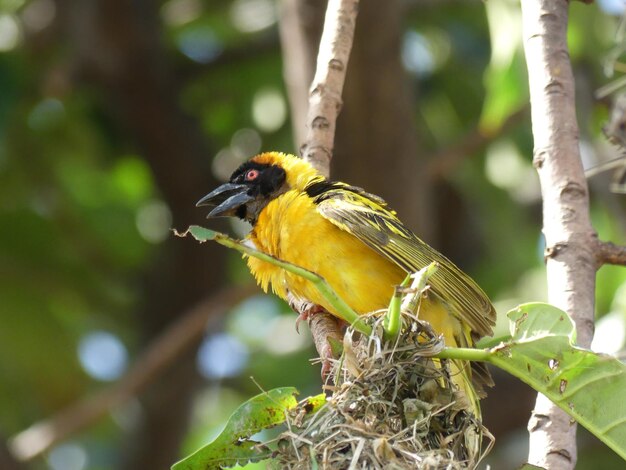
[
  {"x1": 596, "y1": 240, "x2": 626, "y2": 267},
  {"x1": 521, "y1": 1, "x2": 597, "y2": 468},
  {"x1": 301, "y1": 0, "x2": 360, "y2": 177},
  {"x1": 8, "y1": 285, "x2": 254, "y2": 462},
  {"x1": 436, "y1": 347, "x2": 490, "y2": 362},
  {"x1": 290, "y1": 295, "x2": 345, "y2": 379}
]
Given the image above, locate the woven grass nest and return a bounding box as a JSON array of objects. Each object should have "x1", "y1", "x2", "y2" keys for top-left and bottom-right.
[{"x1": 270, "y1": 312, "x2": 493, "y2": 469}]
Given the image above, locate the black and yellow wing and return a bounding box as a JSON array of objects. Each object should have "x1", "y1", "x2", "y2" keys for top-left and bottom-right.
[{"x1": 305, "y1": 180, "x2": 496, "y2": 339}]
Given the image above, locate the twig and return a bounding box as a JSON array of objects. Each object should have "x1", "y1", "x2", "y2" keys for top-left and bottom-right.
[
  {"x1": 300, "y1": 0, "x2": 359, "y2": 178},
  {"x1": 521, "y1": 1, "x2": 597, "y2": 468},
  {"x1": 305, "y1": 303, "x2": 345, "y2": 379},
  {"x1": 8, "y1": 286, "x2": 253, "y2": 462},
  {"x1": 596, "y1": 240, "x2": 626, "y2": 267}
]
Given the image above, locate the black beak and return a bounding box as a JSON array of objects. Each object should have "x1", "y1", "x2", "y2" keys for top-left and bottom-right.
[{"x1": 196, "y1": 183, "x2": 254, "y2": 218}]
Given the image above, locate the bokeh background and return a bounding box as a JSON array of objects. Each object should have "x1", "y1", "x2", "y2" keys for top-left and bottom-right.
[{"x1": 2, "y1": 0, "x2": 626, "y2": 469}]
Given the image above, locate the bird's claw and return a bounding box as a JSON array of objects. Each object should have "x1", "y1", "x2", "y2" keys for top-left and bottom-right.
[{"x1": 295, "y1": 304, "x2": 327, "y2": 334}]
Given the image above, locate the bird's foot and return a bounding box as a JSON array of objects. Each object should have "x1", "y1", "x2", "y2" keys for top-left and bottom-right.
[
  {"x1": 294, "y1": 303, "x2": 327, "y2": 334},
  {"x1": 286, "y1": 293, "x2": 343, "y2": 381},
  {"x1": 307, "y1": 311, "x2": 345, "y2": 382}
]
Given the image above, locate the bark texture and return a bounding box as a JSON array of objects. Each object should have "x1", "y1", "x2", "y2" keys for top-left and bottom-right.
[
  {"x1": 521, "y1": 1, "x2": 597, "y2": 468},
  {"x1": 279, "y1": 0, "x2": 326, "y2": 147},
  {"x1": 300, "y1": 0, "x2": 360, "y2": 177}
]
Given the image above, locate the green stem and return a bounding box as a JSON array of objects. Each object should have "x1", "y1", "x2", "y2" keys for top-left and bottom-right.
[
  {"x1": 186, "y1": 226, "x2": 372, "y2": 335},
  {"x1": 384, "y1": 290, "x2": 402, "y2": 340},
  {"x1": 384, "y1": 263, "x2": 438, "y2": 340},
  {"x1": 384, "y1": 274, "x2": 410, "y2": 340},
  {"x1": 435, "y1": 346, "x2": 491, "y2": 362}
]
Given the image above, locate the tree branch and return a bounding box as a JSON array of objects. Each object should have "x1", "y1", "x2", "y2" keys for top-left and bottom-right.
[
  {"x1": 278, "y1": 0, "x2": 325, "y2": 148},
  {"x1": 596, "y1": 240, "x2": 626, "y2": 267},
  {"x1": 8, "y1": 286, "x2": 254, "y2": 462},
  {"x1": 301, "y1": 0, "x2": 359, "y2": 177},
  {"x1": 521, "y1": 1, "x2": 597, "y2": 468}
]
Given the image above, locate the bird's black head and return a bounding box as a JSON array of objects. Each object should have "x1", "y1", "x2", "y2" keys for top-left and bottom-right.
[{"x1": 196, "y1": 160, "x2": 287, "y2": 224}]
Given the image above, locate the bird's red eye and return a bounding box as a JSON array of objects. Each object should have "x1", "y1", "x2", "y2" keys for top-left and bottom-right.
[{"x1": 245, "y1": 169, "x2": 260, "y2": 181}]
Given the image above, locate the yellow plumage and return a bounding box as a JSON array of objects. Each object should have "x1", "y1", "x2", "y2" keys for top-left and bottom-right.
[
  {"x1": 249, "y1": 190, "x2": 403, "y2": 314},
  {"x1": 198, "y1": 151, "x2": 496, "y2": 417}
]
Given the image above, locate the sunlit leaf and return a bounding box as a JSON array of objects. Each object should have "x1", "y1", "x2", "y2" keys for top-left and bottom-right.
[
  {"x1": 171, "y1": 387, "x2": 299, "y2": 470},
  {"x1": 489, "y1": 303, "x2": 626, "y2": 462}
]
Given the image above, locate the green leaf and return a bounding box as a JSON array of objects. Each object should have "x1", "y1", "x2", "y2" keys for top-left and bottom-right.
[
  {"x1": 187, "y1": 225, "x2": 219, "y2": 242},
  {"x1": 438, "y1": 302, "x2": 626, "y2": 461},
  {"x1": 171, "y1": 387, "x2": 299, "y2": 470},
  {"x1": 301, "y1": 393, "x2": 327, "y2": 414},
  {"x1": 491, "y1": 303, "x2": 626, "y2": 462},
  {"x1": 507, "y1": 303, "x2": 576, "y2": 342}
]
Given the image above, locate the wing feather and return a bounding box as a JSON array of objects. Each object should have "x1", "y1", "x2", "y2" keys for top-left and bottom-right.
[{"x1": 308, "y1": 181, "x2": 496, "y2": 337}]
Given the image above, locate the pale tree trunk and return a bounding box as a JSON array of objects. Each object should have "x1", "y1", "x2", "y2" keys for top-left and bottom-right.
[
  {"x1": 300, "y1": 0, "x2": 359, "y2": 176},
  {"x1": 279, "y1": 0, "x2": 326, "y2": 149},
  {"x1": 521, "y1": 1, "x2": 597, "y2": 468}
]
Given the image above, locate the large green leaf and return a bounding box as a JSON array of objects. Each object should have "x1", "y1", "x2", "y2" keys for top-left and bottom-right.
[
  {"x1": 490, "y1": 303, "x2": 626, "y2": 461},
  {"x1": 172, "y1": 387, "x2": 301, "y2": 470}
]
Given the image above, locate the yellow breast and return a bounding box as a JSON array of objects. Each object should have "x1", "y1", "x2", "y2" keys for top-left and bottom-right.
[{"x1": 246, "y1": 190, "x2": 405, "y2": 316}]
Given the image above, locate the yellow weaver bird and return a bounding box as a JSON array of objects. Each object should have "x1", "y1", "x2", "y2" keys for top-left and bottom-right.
[{"x1": 197, "y1": 152, "x2": 496, "y2": 417}]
